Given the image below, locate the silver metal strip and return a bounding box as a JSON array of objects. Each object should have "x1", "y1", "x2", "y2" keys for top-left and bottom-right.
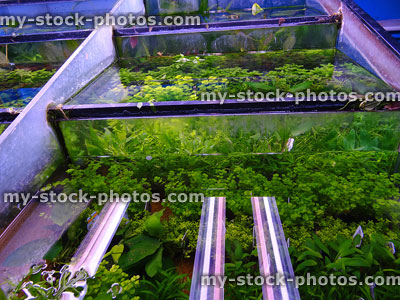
[{"x1": 61, "y1": 200, "x2": 130, "y2": 300}]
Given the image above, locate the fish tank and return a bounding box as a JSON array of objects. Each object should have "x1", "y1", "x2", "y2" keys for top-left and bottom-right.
[
  {"x1": 0, "y1": 0, "x2": 127, "y2": 113},
  {"x1": 1, "y1": 0, "x2": 400, "y2": 299}
]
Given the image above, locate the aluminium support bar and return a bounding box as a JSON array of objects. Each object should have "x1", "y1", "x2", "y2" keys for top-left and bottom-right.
[
  {"x1": 190, "y1": 197, "x2": 226, "y2": 300},
  {"x1": 61, "y1": 199, "x2": 130, "y2": 300},
  {"x1": 252, "y1": 197, "x2": 300, "y2": 300}
]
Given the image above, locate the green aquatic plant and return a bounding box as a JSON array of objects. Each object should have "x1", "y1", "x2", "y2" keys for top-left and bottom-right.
[
  {"x1": 225, "y1": 239, "x2": 262, "y2": 300},
  {"x1": 116, "y1": 52, "x2": 391, "y2": 104},
  {"x1": 291, "y1": 234, "x2": 400, "y2": 299},
  {"x1": 164, "y1": 215, "x2": 200, "y2": 258},
  {"x1": 225, "y1": 215, "x2": 254, "y2": 253},
  {"x1": 118, "y1": 57, "x2": 336, "y2": 103},
  {"x1": 0, "y1": 97, "x2": 29, "y2": 108},
  {"x1": 16, "y1": 147, "x2": 397, "y2": 299},
  {"x1": 0, "y1": 67, "x2": 55, "y2": 108},
  {"x1": 263, "y1": 151, "x2": 400, "y2": 246},
  {"x1": 136, "y1": 268, "x2": 189, "y2": 300},
  {"x1": 0, "y1": 68, "x2": 55, "y2": 90},
  {"x1": 118, "y1": 210, "x2": 167, "y2": 277},
  {"x1": 60, "y1": 112, "x2": 400, "y2": 161},
  {"x1": 85, "y1": 261, "x2": 140, "y2": 300}
]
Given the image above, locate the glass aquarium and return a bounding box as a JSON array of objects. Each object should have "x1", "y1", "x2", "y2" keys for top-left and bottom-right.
[
  {"x1": 0, "y1": 40, "x2": 82, "y2": 109},
  {"x1": 1, "y1": 0, "x2": 400, "y2": 299},
  {"x1": 144, "y1": 0, "x2": 327, "y2": 20},
  {"x1": 0, "y1": 0, "x2": 119, "y2": 35},
  {"x1": 15, "y1": 110, "x2": 397, "y2": 300}
]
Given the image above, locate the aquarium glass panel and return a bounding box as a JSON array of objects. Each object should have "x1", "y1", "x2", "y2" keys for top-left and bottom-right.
[
  {"x1": 145, "y1": 0, "x2": 327, "y2": 17},
  {"x1": 59, "y1": 111, "x2": 400, "y2": 160},
  {"x1": 0, "y1": 0, "x2": 118, "y2": 35}
]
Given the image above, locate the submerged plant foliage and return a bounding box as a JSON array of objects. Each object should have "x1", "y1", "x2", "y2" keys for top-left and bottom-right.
[
  {"x1": 291, "y1": 233, "x2": 400, "y2": 299},
  {"x1": 69, "y1": 49, "x2": 392, "y2": 107},
  {"x1": 60, "y1": 112, "x2": 400, "y2": 162},
  {"x1": 8, "y1": 147, "x2": 398, "y2": 299},
  {"x1": 85, "y1": 261, "x2": 140, "y2": 300},
  {"x1": 119, "y1": 55, "x2": 336, "y2": 103},
  {"x1": 0, "y1": 68, "x2": 55, "y2": 90},
  {"x1": 8, "y1": 102, "x2": 400, "y2": 300},
  {"x1": 0, "y1": 67, "x2": 55, "y2": 108}
]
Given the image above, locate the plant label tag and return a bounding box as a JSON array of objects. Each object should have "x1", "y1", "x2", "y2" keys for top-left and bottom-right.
[
  {"x1": 181, "y1": 229, "x2": 189, "y2": 247},
  {"x1": 352, "y1": 225, "x2": 364, "y2": 247},
  {"x1": 388, "y1": 242, "x2": 396, "y2": 254},
  {"x1": 87, "y1": 211, "x2": 99, "y2": 230}
]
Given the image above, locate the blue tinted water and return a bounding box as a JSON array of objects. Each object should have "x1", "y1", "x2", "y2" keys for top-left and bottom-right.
[{"x1": 0, "y1": 87, "x2": 41, "y2": 107}]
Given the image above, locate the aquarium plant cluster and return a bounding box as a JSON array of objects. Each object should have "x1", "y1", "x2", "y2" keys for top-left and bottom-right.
[
  {"x1": 5, "y1": 111, "x2": 400, "y2": 300},
  {"x1": 69, "y1": 50, "x2": 392, "y2": 107},
  {"x1": 0, "y1": 68, "x2": 55, "y2": 108}
]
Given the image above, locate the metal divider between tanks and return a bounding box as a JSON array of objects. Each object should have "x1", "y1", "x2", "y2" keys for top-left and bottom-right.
[
  {"x1": 0, "y1": 24, "x2": 116, "y2": 293},
  {"x1": 317, "y1": 0, "x2": 400, "y2": 91},
  {"x1": 61, "y1": 200, "x2": 131, "y2": 300},
  {"x1": 0, "y1": 24, "x2": 115, "y2": 216},
  {"x1": 190, "y1": 197, "x2": 226, "y2": 300},
  {"x1": 251, "y1": 197, "x2": 300, "y2": 300}
]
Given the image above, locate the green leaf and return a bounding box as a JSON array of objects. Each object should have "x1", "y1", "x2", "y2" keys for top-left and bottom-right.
[
  {"x1": 0, "y1": 288, "x2": 6, "y2": 300},
  {"x1": 119, "y1": 234, "x2": 161, "y2": 270},
  {"x1": 338, "y1": 248, "x2": 357, "y2": 258},
  {"x1": 313, "y1": 235, "x2": 330, "y2": 255},
  {"x1": 225, "y1": 263, "x2": 236, "y2": 269},
  {"x1": 343, "y1": 129, "x2": 356, "y2": 150},
  {"x1": 283, "y1": 35, "x2": 296, "y2": 51},
  {"x1": 110, "y1": 244, "x2": 124, "y2": 264},
  {"x1": 289, "y1": 81, "x2": 312, "y2": 93},
  {"x1": 394, "y1": 257, "x2": 400, "y2": 264},
  {"x1": 352, "y1": 234, "x2": 361, "y2": 248},
  {"x1": 297, "y1": 249, "x2": 323, "y2": 261},
  {"x1": 252, "y1": 3, "x2": 264, "y2": 16},
  {"x1": 144, "y1": 209, "x2": 165, "y2": 238},
  {"x1": 343, "y1": 257, "x2": 371, "y2": 268},
  {"x1": 233, "y1": 240, "x2": 243, "y2": 260},
  {"x1": 295, "y1": 259, "x2": 317, "y2": 272},
  {"x1": 43, "y1": 240, "x2": 63, "y2": 261},
  {"x1": 359, "y1": 130, "x2": 373, "y2": 150},
  {"x1": 247, "y1": 81, "x2": 274, "y2": 93},
  {"x1": 145, "y1": 247, "x2": 163, "y2": 277}
]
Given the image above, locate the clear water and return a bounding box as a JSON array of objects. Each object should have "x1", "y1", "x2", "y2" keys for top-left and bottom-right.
[
  {"x1": 66, "y1": 49, "x2": 392, "y2": 105},
  {"x1": 0, "y1": 64, "x2": 57, "y2": 108}
]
